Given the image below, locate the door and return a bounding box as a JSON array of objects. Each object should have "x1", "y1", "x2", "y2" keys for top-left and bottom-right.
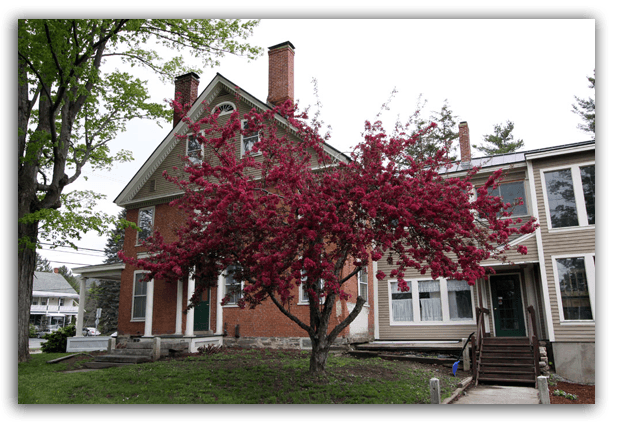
[
  {"x1": 193, "y1": 287, "x2": 210, "y2": 332},
  {"x1": 490, "y1": 274, "x2": 526, "y2": 337}
]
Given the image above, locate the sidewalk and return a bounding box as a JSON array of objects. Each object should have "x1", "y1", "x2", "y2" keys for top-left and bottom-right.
[{"x1": 451, "y1": 384, "x2": 540, "y2": 404}]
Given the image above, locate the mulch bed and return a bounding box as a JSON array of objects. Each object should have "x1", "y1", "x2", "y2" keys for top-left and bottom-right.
[{"x1": 549, "y1": 380, "x2": 595, "y2": 404}]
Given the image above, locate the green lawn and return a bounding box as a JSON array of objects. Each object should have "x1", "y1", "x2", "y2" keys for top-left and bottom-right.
[{"x1": 18, "y1": 348, "x2": 461, "y2": 404}]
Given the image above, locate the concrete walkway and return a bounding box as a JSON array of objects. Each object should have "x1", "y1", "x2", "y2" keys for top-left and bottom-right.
[{"x1": 451, "y1": 384, "x2": 540, "y2": 404}]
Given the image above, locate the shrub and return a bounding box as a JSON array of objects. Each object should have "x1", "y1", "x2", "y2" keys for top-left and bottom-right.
[
  {"x1": 41, "y1": 324, "x2": 76, "y2": 353},
  {"x1": 29, "y1": 324, "x2": 38, "y2": 338}
]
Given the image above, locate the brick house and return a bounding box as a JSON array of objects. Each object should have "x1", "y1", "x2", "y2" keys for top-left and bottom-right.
[{"x1": 72, "y1": 42, "x2": 374, "y2": 353}]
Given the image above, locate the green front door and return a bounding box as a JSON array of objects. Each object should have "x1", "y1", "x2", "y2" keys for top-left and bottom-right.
[
  {"x1": 491, "y1": 274, "x2": 526, "y2": 337},
  {"x1": 193, "y1": 288, "x2": 210, "y2": 332}
]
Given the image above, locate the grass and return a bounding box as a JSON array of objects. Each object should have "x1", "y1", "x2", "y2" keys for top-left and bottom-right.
[{"x1": 18, "y1": 348, "x2": 461, "y2": 404}]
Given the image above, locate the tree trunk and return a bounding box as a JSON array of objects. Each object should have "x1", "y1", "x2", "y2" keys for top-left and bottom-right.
[
  {"x1": 309, "y1": 337, "x2": 331, "y2": 375},
  {"x1": 18, "y1": 220, "x2": 38, "y2": 363}
]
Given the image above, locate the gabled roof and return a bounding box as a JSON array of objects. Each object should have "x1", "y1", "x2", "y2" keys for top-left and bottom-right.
[
  {"x1": 32, "y1": 272, "x2": 79, "y2": 298},
  {"x1": 114, "y1": 73, "x2": 349, "y2": 207}
]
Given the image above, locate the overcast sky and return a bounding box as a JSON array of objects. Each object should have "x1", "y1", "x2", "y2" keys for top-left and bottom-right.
[{"x1": 21, "y1": 17, "x2": 597, "y2": 270}]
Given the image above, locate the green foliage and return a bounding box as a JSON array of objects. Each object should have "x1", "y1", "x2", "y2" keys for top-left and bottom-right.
[
  {"x1": 35, "y1": 253, "x2": 52, "y2": 272},
  {"x1": 40, "y1": 324, "x2": 76, "y2": 353},
  {"x1": 553, "y1": 389, "x2": 578, "y2": 400},
  {"x1": 572, "y1": 70, "x2": 595, "y2": 138},
  {"x1": 473, "y1": 120, "x2": 524, "y2": 156},
  {"x1": 29, "y1": 324, "x2": 38, "y2": 338}
]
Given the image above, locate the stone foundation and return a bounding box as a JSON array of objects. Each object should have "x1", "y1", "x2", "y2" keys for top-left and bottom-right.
[{"x1": 222, "y1": 336, "x2": 361, "y2": 351}]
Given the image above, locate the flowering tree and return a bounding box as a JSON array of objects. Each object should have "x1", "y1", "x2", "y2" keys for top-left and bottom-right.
[{"x1": 121, "y1": 99, "x2": 537, "y2": 375}]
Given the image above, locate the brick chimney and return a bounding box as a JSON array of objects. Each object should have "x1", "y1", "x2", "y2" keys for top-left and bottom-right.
[
  {"x1": 458, "y1": 121, "x2": 472, "y2": 163},
  {"x1": 173, "y1": 72, "x2": 200, "y2": 127},
  {"x1": 267, "y1": 41, "x2": 295, "y2": 106}
]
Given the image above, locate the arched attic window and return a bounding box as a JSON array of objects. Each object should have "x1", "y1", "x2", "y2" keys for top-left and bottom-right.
[{"x1": 212, "y1": 102, "x2": 236, "y2": 116}]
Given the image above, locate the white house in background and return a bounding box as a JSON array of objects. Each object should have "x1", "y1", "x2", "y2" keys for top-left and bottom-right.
[{"x1": 30, "y1": 270, "x2": 80, "y2": 333}]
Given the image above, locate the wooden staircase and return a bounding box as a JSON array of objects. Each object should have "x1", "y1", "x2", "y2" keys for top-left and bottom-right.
[{"x1": 476, "y1": 337, "x2": 537, "y2": 385}]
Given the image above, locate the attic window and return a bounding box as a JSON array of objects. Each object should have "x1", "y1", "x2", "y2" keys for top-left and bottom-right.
[{"x1": 212, "y1": 102, "x2": 236, "y2": 116}]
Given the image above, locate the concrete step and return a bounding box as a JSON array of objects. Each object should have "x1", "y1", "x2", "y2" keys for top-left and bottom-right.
[{"x1": 94, "y1": 354, "x2": 152, "y2": 364}]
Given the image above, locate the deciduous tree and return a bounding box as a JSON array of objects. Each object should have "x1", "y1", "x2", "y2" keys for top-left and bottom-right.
[
  {"x1": 18, "y1": 19, "x2": 261, "y2": 362},
  {"x1": 121, "y1": 98, "x2": 537, "y2": 375}
]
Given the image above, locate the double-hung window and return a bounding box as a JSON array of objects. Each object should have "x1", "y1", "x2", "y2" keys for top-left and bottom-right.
[
  {"x1": 241, "y1": 120, "x2": 260, "y2": 156},
  {"x1": 542, "y1": 163, "x2": 595, "y2": 229},
  {"x1": 137, "y1": 207, "x2": 154, "y2": 244},
  {"x1": 299, "y1": 270, "x2": 324, "y2": 305},
  {"x1": 358, "y1": 267, "x2": 369, "y2": 302},
  {"x1": 389, "y1": 278, "x2": 475, "y2": 324},
  {"x1": 224, "y1": 265, "x2": 243, "y2": 305},
  {"x1": 132, "y1": 272, "x2": 148, "y2": 320},
  {"x1": 186, "y1": 134, "x2": 202, "y2": 164}
]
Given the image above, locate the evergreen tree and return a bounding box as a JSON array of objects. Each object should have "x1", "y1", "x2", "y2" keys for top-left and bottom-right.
[
  {"x1": 473, "y1": 120, "x2": 524, "y2": 156},
  {"x1": 35, "y1": 253, "x2": 52, "y2": 272},
  {"x1": 90, "y1": 209, "x2": 126, "y2": 334},
  {"x1": 572, "y1": 70, "x2": 595, "y2": 138},
  {"x1": 404, "y1": 96, "x2": 460, "y2": 161},
  {"x1": 55, "y1": 265, "x2": 80, "y2": 293}
]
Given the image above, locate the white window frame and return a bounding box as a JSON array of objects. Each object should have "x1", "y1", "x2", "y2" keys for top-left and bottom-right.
[
  {"x1": 131, "y1": 271, "x2": 149, "y2": 321},
  {"x1": 358, "y1": 267, "x2": 369, "y2": 306},
  {"x1": 388, "y1": 278, "x2": 476, "y2": 326},
  {"x1": 222, "y1": 266, "x2": 244, "y2": 307},
  {"x1": 241, "y1": 119, "x2": 261, "y2": 156},
  {"x1": 211, "y1": 101, "x2": 236, "y2": 116},
  {"x1": 551, "y1": 253, "x2": 595, "y2": 324},
  {"x1": 136, "y1": 206, "x2": 155, "y2": 245},
  {"x1": 298, "y1": 274, "x2": 325, "y2": 306},
  {"x1": 186, "y1": 132, "x2": 202, "y2": 164},
  {"x1": 540, "y1": 162, "x2": 595, "y2": 232}
]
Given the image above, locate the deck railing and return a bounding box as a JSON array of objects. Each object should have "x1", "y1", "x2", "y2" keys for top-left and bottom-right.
[{"x1": 471, "y1": 306, "x2": 489, "y2": 382}]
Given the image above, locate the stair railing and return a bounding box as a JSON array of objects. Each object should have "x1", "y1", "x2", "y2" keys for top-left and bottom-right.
[
  {"x1": 472, "y1": 306, "x2": 490, "y2": 383},
  {"x1": 526, "y1": 305, "x2": 540, "y2": 377}
]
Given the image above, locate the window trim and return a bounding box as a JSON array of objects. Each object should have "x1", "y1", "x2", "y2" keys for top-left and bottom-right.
[
  {"x1": 211, "y1": 101, "x2": 236, "y2": 116},
  {"x1": 540, "y1": 162, "x2": 595, "y2": 232},
  {"x1": 136, "y1": 206, "x2": 155, "y2": 246},
  {"x1": 222, "y1": 266, "x2": 244, "y2": 307},
  {"x1": 476, "y1": 179, "x2": 530, "y2": 219},
  {"x1": 185, "y1": 132, "x2": 202, "y2": 164},
  {"x1": 551, "y1": 253, "x2": 595, "y2": 324},
  {"x1": 358, "y1": 267, "x2": 369, "y2": 306},
  {"x1": 241, "y1": 119, "x2": 261, "y2": 157},
  {"x1": 131, "y1": 271, "x2": 149, "y2": 322},
  {"x1": 388, "y1": 278, "x2": 476, "y2": 326}
]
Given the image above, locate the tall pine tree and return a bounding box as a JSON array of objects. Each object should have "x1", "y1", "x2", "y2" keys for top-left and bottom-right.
[
  {"x1": 572, "y1": 70, "x2": 595, "y2": 138},
  {"x1": 473, "y1": 120, "x2": 524, "y2": 156},
  {"x1": 89, "y1": 209, "x2": 126, "y2": 334}
]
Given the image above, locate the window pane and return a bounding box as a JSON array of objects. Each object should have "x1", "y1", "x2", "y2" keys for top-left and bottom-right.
[
  {"x1": 544, "y1": 169, "x2": 578, "y2": 228},
  {"x1": 580, "y1": 165, "x2": 595, "y2": 225},
  {"x1": 358, "y1": 268, "x2": 368, "y2": 302},
  {"x1": 133, "y1": 273, "x2": 147, "y2": 319},
  {"x1": 225, "y1": 266, "x2": 242, "y2": 304},
  {"x1": 447, "y1": 280, "x2": 473, "y2": 321},
  {"x1": 242, "y1": 121, "x2": 260, "y2": 154},
  {"x1": 138, "y1": 208, "x2": 154, "y2": 241},
  {"x1": 499, "y1": 181, "x2": 528, "y2": 216},
  {"x1": 187, "y1": 135, "x2": 201, "y2": 161},
  {"x1": 391, "y1": 281, "x2": 413, "y2": 322},
  {"x1": 419, "y1": 280, "x2": 442, "y2": 321},
  {"x1": 556, "y1": 258, "x2": 592, "y2": 320}
]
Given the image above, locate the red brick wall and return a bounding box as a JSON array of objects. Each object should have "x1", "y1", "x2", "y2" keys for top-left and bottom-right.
[{"x1": 118, "y1": 203, "x2": 373, "y2": 342}]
